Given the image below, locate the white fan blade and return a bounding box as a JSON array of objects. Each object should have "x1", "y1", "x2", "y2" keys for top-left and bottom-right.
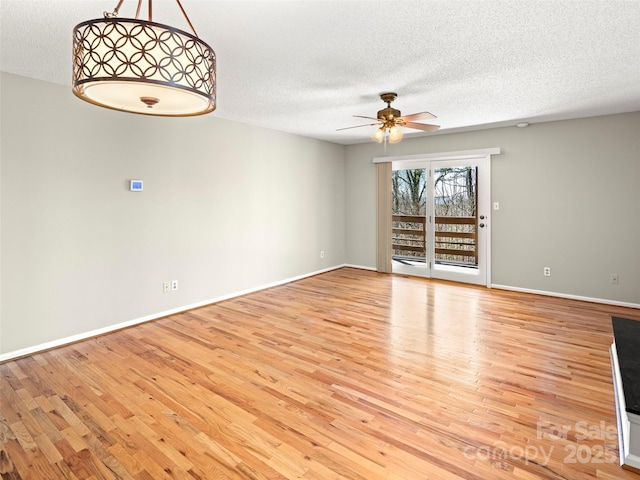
[
  {"x1": 337, "y1": 123, "x2": 379, "y2": 131},
  {"x1": 404, "y1": 122, "x2": 440, "y2": 132},
  {"x1": 401, "y1": 111, "x2": 437, "y2": 122},
  {"x1": 353, "y1": 115, "x2": 382, "y2": 122}
]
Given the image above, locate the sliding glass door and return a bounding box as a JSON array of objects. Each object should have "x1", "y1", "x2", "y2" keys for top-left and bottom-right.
[{"x1": 391, "y1": 156, "x2": 490, "y2": 286}]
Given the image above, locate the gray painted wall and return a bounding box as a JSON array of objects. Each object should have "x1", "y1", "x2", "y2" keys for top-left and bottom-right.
[
  {"x1": 1, "y1": 71, "x2": 638, "y2": 357},
  {"x1": 345, "y1": 112, "x2": 640, "y2": 304},
  {"x1": 1, "y1": 72, "x2": 346, "y2": 354}
]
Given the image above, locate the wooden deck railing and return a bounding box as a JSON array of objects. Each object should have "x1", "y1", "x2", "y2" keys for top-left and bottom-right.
[{"x1": 392, "y1": 215, "x2": 478, "y2": 265}]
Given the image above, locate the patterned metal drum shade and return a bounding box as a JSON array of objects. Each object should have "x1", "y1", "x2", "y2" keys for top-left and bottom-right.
[{"x1": 72, "y1": 18, "x2": 216, "y2": 116}]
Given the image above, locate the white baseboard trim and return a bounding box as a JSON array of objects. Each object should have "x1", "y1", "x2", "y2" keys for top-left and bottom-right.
[
  {"x1": 0, "y1": 264, "x2": 346, "y2": 363},
  {"x1": 7, "y1": 269, "x2": 635, "y2": 363},
  {"x1": 343, "y1": 263, "x2": 377, "y2": 271},
  {"x1": 492, "y1": 284, "x2": 640, "y2": 309}
]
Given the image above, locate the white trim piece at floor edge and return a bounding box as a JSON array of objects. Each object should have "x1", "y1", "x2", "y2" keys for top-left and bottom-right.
[
  {"x1": 5, "y1": 272, "x2": 636, "y2": 363},
  {"x1": 0, "y1": 265, "x2": 346, "y2": 363},
  {"x1": 492, "y1": 284, "x2": 640, "y2": 309},
  {"x1": 343, "y1": 264, "x2": 377, "y2": 271}
]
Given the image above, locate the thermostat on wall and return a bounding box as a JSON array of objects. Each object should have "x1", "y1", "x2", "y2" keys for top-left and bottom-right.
[{"x1": 130, "y1": 180, "x2": 143, "y2": 192}]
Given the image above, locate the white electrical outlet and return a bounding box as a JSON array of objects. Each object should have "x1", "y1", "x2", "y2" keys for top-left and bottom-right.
[
  {"x1": 610, "y1": 274, "x2": 619, "y2": 285},
  {"x1": 543, "y1": 267, "x2": 551, "y2": 276},
  {"x1": 163, "y1": 282, "x2": 170, "y2": 293},
  {"x1": 320, "y1": 251, "x2": 325, "y2": 258},
  {"x1": 172, "y1": 280, "x2": 178, "y2": 291}
]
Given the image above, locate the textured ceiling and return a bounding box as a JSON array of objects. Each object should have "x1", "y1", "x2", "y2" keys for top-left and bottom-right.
[{"x1": 1, "y1": 0, "x2": 639, "y2": 144}]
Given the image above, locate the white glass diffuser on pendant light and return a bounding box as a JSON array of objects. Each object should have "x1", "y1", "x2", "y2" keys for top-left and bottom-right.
[{"x1": 72, "y1": 0, "x2": 216, "y2": 116}]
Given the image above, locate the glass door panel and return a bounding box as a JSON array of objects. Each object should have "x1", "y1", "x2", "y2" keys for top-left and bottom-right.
[
  {"x1": 431, "y1": 158, "x2": 488, "y2": 285},
  {"x1": 433, "y1": 165, "x2": 478, "y2": 271},
  {"x1": 391, "y1": 167, "x2": 430, "y2": 277}
]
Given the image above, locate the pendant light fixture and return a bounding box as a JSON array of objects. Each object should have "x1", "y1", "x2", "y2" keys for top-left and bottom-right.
[{"x1": 72, "y1": 0, "x2": 216, "y2": 116}]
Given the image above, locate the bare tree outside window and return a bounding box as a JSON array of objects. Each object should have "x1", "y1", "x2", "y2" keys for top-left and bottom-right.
[
  {"x1": 433, "y1": 167, "x2": 476, "y2": 217},
  {"x1": 392, "y1": 169, "x2": 426, "y2": 216}
]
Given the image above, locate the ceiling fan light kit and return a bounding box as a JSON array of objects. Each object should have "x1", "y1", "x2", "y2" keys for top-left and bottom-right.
[
  {"x1": 339, "y1": 92, "x2": 440, "y2": 145},
  {"x1": 388, "y1": 125, "x2": 403, "y2": 143},
  {"x1": 371, "y1": 127, "x2": 385, "y2": 143},
  {"x1": 72, "y1": 0, "x2": 216, "y2": 117}
]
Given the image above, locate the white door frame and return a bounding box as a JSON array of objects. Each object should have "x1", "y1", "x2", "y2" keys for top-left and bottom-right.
[{"x1": 377, "y1": 148, "x2": 500, "y2": 287}]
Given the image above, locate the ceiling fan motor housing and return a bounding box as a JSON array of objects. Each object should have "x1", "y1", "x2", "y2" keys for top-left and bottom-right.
[
  {"x1": 377, "y1": 106, "x2": 401, "y2": 121},
  {"x1": 378, "y1": 92, "x2": 400, "y2": 121}
]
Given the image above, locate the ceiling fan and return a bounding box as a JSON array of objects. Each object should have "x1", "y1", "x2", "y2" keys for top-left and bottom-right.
[{"x1": 338, "y1": 92, "x2": 439, "y2": 144}]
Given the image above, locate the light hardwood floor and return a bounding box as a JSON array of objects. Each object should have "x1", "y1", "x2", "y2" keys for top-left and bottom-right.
[{"x1": 2, "y1": 267, "x2": 639, "y2": 479}]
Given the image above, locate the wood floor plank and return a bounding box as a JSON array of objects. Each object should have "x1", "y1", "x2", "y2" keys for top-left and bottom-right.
[{"x1": 1, "y1": 267, "x2": 639, "y2": 479}]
